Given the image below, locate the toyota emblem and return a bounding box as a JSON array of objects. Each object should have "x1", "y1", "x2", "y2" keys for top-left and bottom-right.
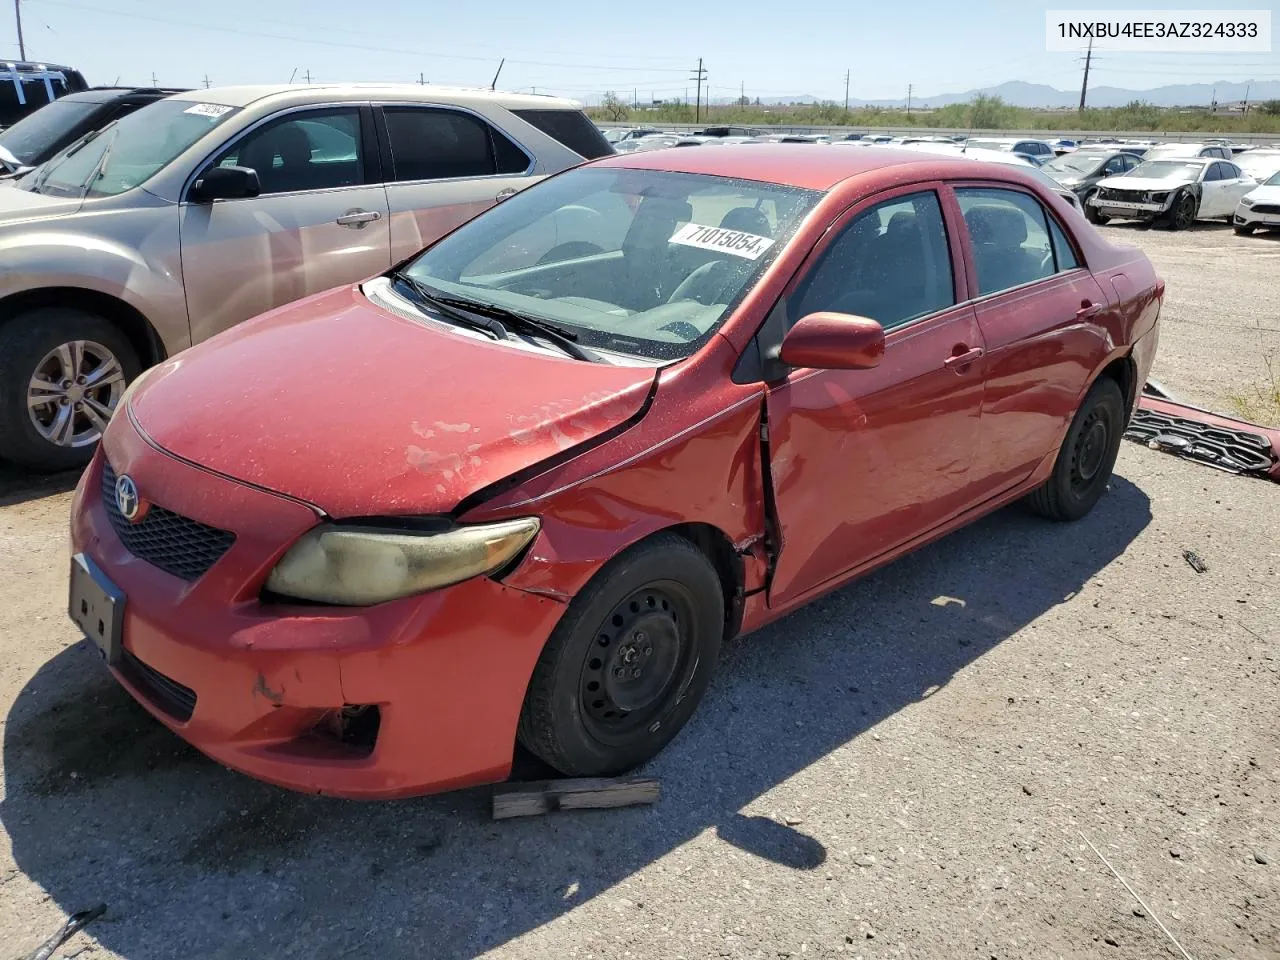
[{"x1": 115, "y1": 474, "x2": 141, "y2": 521}]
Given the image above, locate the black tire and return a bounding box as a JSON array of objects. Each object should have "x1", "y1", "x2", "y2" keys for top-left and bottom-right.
[
  {"x1": 1163, "y1": 192, "x2": 1197, "y2": 231},
  {"x1": 1083, "y1": 193, "x2": 1109, "y2": 224},
  {"x1": 0, "y1": 308, "x2": 141, "y2": 471},
  {"x1": 1026, "y1": 377, "x2": 1125, "y2": 522},
  {"x1": 517, "y1": 533, "x2": 724, "y2": 777},
  {"x1": 1234, "y1": 223, "x2": 1255, "y2": 236}
]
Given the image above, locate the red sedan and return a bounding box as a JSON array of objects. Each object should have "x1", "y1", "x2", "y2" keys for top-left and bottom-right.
[{"x1": 68, "y1": 146, "x2": 1163, "y2": 799}]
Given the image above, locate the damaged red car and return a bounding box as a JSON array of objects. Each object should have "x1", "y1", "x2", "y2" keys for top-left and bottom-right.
[{"x1": 68, "y1": 146, "x2": 1163, "y2": 798}]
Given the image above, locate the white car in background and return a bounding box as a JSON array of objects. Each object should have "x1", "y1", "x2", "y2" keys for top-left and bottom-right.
[
  {"x1": 1235, "y1": 149, "x2": 1280, "y2": 183},
  {"x1": 1233, "y1": 169, "x2": 1280, "y2": 235},
  {"x1": 879, "y1": 141, "x2": 1084, "y2": 212},
  {"x1": 1089, "y1": 157, "x2": 1255, "y2": 229}
]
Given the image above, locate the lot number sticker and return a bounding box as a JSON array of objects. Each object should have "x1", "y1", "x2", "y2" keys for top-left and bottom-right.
[
  {"x1": 670, "y1": 222, "x2": 775, "y2": 260},
  {"x1": 184, "y1": 103, "x2": 234, "y2": 118}
]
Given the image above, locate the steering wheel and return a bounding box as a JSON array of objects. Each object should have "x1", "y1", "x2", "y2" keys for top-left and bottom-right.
[
  {"x1": 666, "y1": 260, "x2": 725, "y2": 305},
  {"x1": 658, "y1": 320, "x2": 702, "y2": 340}
]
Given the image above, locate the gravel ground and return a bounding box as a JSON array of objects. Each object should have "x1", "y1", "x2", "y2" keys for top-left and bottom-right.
[{"x1": 0, "y1": 224, "x2": 1276, "y2": 960}]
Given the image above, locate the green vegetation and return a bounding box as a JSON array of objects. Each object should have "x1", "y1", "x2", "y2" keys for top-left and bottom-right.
[{"x1": 589, "y1": 93, "x2": 1280, "y2": 135}]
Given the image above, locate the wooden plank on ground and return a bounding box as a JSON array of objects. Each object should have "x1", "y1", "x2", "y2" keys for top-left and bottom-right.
[{"x1": 492, "y1": 777, "x2": 661, "y2": 820}]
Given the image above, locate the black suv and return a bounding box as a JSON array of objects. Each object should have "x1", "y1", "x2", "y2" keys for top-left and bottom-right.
[
  {"x1": 0, "y1": 61, "x2": 88, "y2": 129},
  {"x1": 0, "y1": 86, "x2": 188, "y2": 178}
]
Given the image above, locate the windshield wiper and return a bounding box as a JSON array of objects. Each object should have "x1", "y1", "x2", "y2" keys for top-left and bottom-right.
[
  {"x1": 392, "y1": 272, "x2": 511, "y2": 342},
  {"x1": 391, "y1": 273, "x2": 599, "y2": 362}
]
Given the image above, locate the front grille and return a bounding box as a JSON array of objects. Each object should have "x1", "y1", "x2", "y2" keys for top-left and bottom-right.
[
  {"x1": 101, "y1": 462, "x2": 235, "y2": 582},
  {"x1": 120, "y1": 649, "x2": 197, "y2": 721},
  {"x1": 1252, "y1": 203, "x2": 1280, "y2": 215}
]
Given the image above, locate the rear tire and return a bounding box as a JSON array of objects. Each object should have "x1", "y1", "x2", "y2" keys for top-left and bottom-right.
[
  {"x1": 517, "y1": 533, "x2": 724, "y2": 777},
  {"x1": 1026, "y1": 377, "x2": 1125, "y2": 522},
  {"x1": 0, "y1": 308, "x2": 141, "y2": 471}
]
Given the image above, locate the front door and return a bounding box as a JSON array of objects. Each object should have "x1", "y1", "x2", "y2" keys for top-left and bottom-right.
[
  {"x1": 953, "y1": 185, "x2": 1110, "y2": 490},
  {"x1": 376, "y1": 105, "x2": 543, "y2": 263},
  {"x1": 179, "y1": 105, "x2": 391, "y2": 344},
  {"x1": 763, "y1": 186, "x2": 988, "y2": 606}
]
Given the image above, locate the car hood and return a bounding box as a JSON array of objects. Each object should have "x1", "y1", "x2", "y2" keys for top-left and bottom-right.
[
  {"x1": 1243, "y1": 184, "x2": 1280, "y2": 203},
  {"x1": 129, "y1": 285, "x2": 658, "y2": 518},
  {"x1": 0, "y1": 183, "x2": 83, "y2": 221},
  {"x1": 1096, "y1": 175, "x2": 1192, "y2": 191}
]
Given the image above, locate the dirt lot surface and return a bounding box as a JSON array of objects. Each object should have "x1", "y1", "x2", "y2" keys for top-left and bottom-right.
[{"x1": 0, "y1": 223, "x2": 1276, "y2": 960}]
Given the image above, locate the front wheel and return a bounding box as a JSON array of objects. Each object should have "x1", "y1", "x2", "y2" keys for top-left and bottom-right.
[
  {"x1": 1164, "y1": 192, "x2": 1197, "y2": 231},
  {"x1": 1026, "y1": 377, "x2": 1125, "y2": 522},
  {"x1": 0, "y1": 308, "x2": 140, "y2": 471},
  {"x1": 517, "y1": 533, "x2": 724, "y2": 777},
  {"x1": 1083, "y1": 193, "x2": 1109, "y2": 224}
]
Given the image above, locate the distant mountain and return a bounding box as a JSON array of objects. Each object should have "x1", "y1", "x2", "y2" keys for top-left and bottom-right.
[{"x1": 722, "y1": 79, "x2": 1280, "y2": 109}]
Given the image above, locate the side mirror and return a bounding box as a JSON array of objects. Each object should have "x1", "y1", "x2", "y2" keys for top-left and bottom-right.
[
  {"x1": 189, "y1": 165, "x2": 260, "y2": 203},
  {"x1": 778, "y1": 312, "x2": 885, "y2": 370}
]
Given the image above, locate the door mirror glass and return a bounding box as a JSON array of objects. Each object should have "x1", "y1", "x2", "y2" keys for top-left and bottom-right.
[
  {"x1": 189, "y1": 164, "x2": 261, "y2": 203},
  {"x1": 779, "y1": 312, "x2": 885, "y2": 370}
]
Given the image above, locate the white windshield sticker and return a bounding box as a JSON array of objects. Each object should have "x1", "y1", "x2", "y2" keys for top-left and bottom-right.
[
  {"x1": 669, "y1": 222, "x2": 775, "y2": 260},
  {"x1": 183, "y1": 103, "x2": 233, "y2": 118}
]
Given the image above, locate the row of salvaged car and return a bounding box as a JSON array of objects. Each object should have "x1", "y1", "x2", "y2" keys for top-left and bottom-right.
[{"x1": 605, "y1": 127, "x2": 1280, "y2": 235}]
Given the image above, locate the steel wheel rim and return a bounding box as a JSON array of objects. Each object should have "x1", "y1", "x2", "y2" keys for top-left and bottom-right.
[
  {"x1": 27, "y1": 340, "x2": 126, "y2": 448},
  {"x1": 578, "y1": 582, "x2": 698, "y2": 745},
  {"x1": 1071, "y1": 410, "x2": 1110, "y2": 490}
]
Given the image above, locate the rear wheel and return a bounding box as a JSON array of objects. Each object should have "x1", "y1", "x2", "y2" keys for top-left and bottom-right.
[
  {"x1": 517, "y1": 533, "x2": 724, "y2": 777},
  {"x1": 1026, "y1": 377, "x2": 1125, "y2": 522},
  {"x1": 0, "y1": 308, "x2": 140, "y2": 471}
]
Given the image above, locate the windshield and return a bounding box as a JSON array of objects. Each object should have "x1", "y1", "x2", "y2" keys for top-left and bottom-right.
[
  {"x1": 400, "y1": 167, "x2": 820, "y2": 361},
  {"x1": 25, "y1": 98, "x2": 239, "y2": 198},
  {"x1": 0, "y1": 98, "x2": 101, "y2": 165},
  {"x1": 1126, "y1": 160, "x2": 1206, "y2": 181},
  {"x1": 1266, "y1": 171, "x2": 1280, "y2": 186},
  {"x1": 1044, "y1": 153, "x2": 1105, "y2": 176}
]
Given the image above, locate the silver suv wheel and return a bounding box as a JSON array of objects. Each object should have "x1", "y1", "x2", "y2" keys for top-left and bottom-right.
[{"x1": 27, "y1": 340, "x2": 127, "y2": 448}]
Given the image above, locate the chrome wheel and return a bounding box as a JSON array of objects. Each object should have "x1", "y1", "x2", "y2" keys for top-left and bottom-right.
[{"x1": 27, "y1": 340, "x2": 126, "y2": 448}]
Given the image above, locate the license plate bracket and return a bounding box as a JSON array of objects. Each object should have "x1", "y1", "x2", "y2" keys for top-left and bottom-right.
[{"x1": 69, "y1": 553, "x2": 125, "y2": 664}]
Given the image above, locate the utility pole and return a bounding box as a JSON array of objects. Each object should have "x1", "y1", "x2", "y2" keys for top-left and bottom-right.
[
  {"x1": 1210, "y1": 85, "x2": 1217, "y2": 112},
  {"x1": 907, "y1": 83, "x2": 913, "y2": 115},
  {"x1": 843, "y1": 69, "x2": 850, "y2": 114},
  {"x1": 690, "y1": 57, "x2": 707, "y2": 124},
  {"x1": 740, "y1": 79, "x2": 744, "y2": 105},
  {"x1": 14, "y1": 0, "x2": 25, "y2": 59},
  {"x1": 202, "y1": 74, "x2": 211, "y2": 89},
  {"x1": 303, "y1": 69, "x2": 313, "y2": 83},
  {"x1": 1078, "y1": 38, "x2": 1092, "y2": 112},
  {"x1": 150, "y1": 71, "x2": 157, "y2": 87},
  {"x1": 418, "y1": 72, "x2": 425, "y2": 85},
  {"x1": 1243, "y1": 84, "x2": 1250, "y2": 113},
  {"x1": 633, "y1": 87, "x2": 637, "y2": 109}
]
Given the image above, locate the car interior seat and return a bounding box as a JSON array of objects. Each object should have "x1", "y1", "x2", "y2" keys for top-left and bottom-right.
[{"x1": 964, "y1": 204, "x2": 1045, "y2": 294}]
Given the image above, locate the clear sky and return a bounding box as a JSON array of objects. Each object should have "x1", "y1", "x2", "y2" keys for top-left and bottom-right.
[{"x1": 5, "y1": 0, "x2": 1279, "y2": 104}]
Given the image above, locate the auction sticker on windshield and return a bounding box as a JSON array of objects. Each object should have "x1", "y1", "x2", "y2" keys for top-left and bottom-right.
[
  {"x1": 670, "y1": 223, "x2": 775, "y2": 260},
  {"x1": 183, "y1": 103, "x2": 234, "y2": 118}
]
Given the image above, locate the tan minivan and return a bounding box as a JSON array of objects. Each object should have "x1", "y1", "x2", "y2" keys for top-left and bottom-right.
[{"x1": 0, "y1": 84, "x2": 611, "y2": 468}]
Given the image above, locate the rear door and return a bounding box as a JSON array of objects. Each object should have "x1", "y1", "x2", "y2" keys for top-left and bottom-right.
[
  {"x1": 179, "y1": 104, "x2": 391, "y2": 344},
  {"x1": 375, "y1": 104, "x2": 539, "y2": 262},
  {"x1": 1198, "y1": 162, "x2": 1230, "y2": 217},
  {"x1": 763, "y1": 185, "x2": 988, "y2": 606},
  {"x1": 954, "y1": 185, "x2": 1111, "y2": 490},
  {"x1": 1217, "y1": 161, "x2": 1255, "y2": 211}
]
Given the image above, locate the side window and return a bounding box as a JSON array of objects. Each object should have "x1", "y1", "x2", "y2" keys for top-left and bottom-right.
[
  {"x1": 1120, "y1": 153, "x2": 1139, "y2": 171},
  {"x1": 382, "y1": 107, "x2": 528, "y2": 182},
  {"x1": 1222, "y1": 162, "x2": 1242, "y2": 179},
  {"x1": 213, "y1": 109, "x2": 363, "y2": 195},
  {"x1": 790, "y1": 190, "x2": 955, "y2": 331},
  {"x1": 956, "y1": 188, "x2": 1058, "y2": 296},
  {"x1": 1047, "y1": 217, "x2": 1079, "y2": 271},
  {"x1": 1203, "y1": 163, "x2": 1223, "y2": 182},
  {"x1": 1103, "y1": 156, "x2": 1126, "y2": 175}
]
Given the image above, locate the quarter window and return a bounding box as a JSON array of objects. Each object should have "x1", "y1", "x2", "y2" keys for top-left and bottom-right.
[
  {"x1": 1202, "y1": 163, "x2": 1224, "y2": 182},
  {"x1": 382, "y1": 107, "x2": 528, "y2": 182},
  {"x1": 214, "y1": 108, "x2": 363, "y2": 195},
  {"x1": 790, "y1": 190, "x2": 955, "y2": 331},
  {"x1": 957, "y1": 187, "x2": 1075, "y2": 295}
]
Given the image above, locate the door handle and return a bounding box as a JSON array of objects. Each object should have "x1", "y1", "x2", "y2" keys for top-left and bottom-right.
[
  {"x1": 944, "y1": 345, "x2": 985, "y2": 370},
  {"x1": 1076, "y1": 300, "x2": 1104, "y2": 319},
  {"x1": 494, "y1": 187, "x2": 518, "y2": 203},
  {"x1": 336, "y1": 209, "x2": 382, "y2": 228}
]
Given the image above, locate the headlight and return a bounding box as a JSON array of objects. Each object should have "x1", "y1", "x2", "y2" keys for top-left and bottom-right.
[
  {"x1": 1240, "y1": 197, "x2": 1255, "y2": 207},
  {"x1": 1149, "y1": 192, "x2": 1169, "y2": 204},
  {"x1": 265, "y1": 518, "x2": 541, "y2": 606}
]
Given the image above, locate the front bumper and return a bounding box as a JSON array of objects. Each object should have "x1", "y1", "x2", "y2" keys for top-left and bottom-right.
[
  {"x1": 70, "y1": 418, "x2": 565, "y2": 799},
  {"x1": 1235, "y1": 207, "x2": 1280, "y2": 228},
  {"x1": 1090, "y1": 199, "x2": 1169, "y2": 219}
]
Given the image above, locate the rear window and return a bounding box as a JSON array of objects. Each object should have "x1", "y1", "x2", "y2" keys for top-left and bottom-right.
[{"x1": 512, "y1": 109, "x2": 614, "y2": 160}]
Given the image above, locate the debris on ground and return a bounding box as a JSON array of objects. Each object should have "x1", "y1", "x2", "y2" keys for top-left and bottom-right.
[
  {"x1": 492, "y1": 777, "x2": 660, "y2": 819},
  {"x1": 16, "y1": 904, "x2": 105, "y2": 960},
  {"x1": 1182, "y1": 550, "x2": 1208, "y2": 574}
]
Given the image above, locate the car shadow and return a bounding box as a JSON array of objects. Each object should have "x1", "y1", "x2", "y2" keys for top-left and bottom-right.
[
  {"x1": 0, "y1": 459, "x2": 82, "y2": 508},
  {"x1": 2, "y1": 477, "x2": 1151, "y2": 959}
]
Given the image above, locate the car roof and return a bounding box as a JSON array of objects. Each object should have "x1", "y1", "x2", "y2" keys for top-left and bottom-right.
[
  {"x1": 56, "y1": 87, "x2": 187, "y2": 105},
  {"x1": 597, "y1": 143, "x2": 1049, "y2": 191},
  {"x1": 169, "y1": 84, "x2": 582, "y2": 111}
]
